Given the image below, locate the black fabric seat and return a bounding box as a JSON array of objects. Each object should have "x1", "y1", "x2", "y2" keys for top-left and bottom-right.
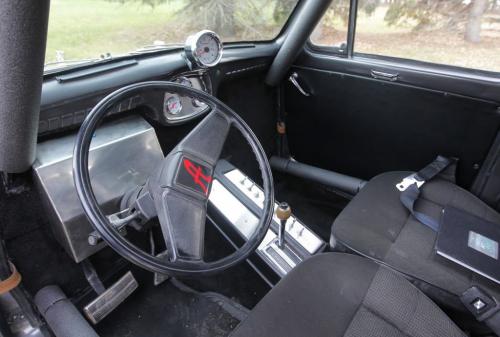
[
  {"x1": 231, "y1": 253, "x2": 465, "y2": 337},
  {"x1": 331, "y1": 171, "x2": 500, "y2": 305}
]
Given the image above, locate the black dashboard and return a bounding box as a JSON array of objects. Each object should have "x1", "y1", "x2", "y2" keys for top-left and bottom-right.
[{"x1": 38, "y1": 43, "x2": 278, "y2": 138}]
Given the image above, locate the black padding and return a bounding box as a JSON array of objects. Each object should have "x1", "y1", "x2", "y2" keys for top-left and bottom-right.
[
  {"x1": 0, "y1": 0, "x2": 50, "y2": 172},
  {"x1": 35, "y1": 285, "x2": 99, "y2": 337},
  {"x1": 332, "y1": 172, "x2": 500, "y2": 302},
  {"x1": 230, "y1": 253, "x2": 465, "y2": 337}
]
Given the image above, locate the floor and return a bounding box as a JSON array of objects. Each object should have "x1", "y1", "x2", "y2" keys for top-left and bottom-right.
[
  {"x1": 95, "y1": 269, "x2": 244, "y2": 337},
  {"x1": 274, "y1": 172, "x2": 350, "y2": 242}
]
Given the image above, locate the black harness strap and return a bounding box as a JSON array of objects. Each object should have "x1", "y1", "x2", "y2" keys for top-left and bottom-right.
[{"x1": 397, "y1": 156, "x2": 456, "y2": 231}]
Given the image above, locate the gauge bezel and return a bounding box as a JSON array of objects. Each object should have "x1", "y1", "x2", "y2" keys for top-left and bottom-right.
[{"x1": 184, "y1": 30, "x2": 223, "y2": 68}]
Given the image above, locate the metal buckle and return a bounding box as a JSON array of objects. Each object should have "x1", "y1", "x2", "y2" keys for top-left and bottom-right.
[{"x1": 396, "y1": 174, "x2": 425, "y2": 192}]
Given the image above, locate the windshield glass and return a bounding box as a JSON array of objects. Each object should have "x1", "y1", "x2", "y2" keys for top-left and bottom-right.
[{"x1": 45, "y1": 0, "x2": 299, "y2": 71}]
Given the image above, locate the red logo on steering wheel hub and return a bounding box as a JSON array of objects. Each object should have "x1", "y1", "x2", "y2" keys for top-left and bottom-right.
[{"x1": 181, "y1": 158, "x2": 213, "y2": 195}]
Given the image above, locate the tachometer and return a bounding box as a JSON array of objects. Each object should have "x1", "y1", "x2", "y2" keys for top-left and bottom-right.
[{"x1": 185, "y1": 30, "x2": 223, "y2": 68}]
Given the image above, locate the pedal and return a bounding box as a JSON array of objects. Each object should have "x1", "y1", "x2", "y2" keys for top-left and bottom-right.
[
  {"x1": 153, "y1": 251, "x2": 170, "y2": 286},
  {"x1": 84, "y1": 271, "x2": 138, "y2": 324}
]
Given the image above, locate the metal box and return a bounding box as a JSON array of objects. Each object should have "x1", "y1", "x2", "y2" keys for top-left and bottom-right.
[{"x1": 33, "y1": 116, "x2": 164, "y2": 262}]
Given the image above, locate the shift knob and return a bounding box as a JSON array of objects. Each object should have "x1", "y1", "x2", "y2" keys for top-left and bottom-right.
[{"x1": 276, "y1": 202, "x2": 291, "y2": 249}]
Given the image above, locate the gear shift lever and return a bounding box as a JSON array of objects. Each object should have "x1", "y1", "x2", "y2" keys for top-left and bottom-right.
[{"x1": 276, "y1": 202, "x2": 291, "y2": 249}]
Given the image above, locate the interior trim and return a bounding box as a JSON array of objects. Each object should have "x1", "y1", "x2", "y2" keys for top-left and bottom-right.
[{"x1": 297, "y1": 48, "x2": 500, "y2": 103}]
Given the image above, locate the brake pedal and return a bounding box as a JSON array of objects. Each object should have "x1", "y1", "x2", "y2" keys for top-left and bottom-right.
[{"x1": 84, "y1": 271, "x2": 138, "y2": 324}]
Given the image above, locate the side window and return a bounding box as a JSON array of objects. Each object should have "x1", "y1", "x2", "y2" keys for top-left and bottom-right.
[
  {"x1": 310, "y1": 0, "x2": 351, "y2": 51},
  {"x1": 310, "y1": 0, "x2": 500, "y2": 74},
  {"x1": 354, "y1": 0, "x2": 500, "y2": 72}
]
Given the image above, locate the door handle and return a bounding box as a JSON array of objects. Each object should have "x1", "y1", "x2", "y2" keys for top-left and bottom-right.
[
  {"x1": 370, "y1": 70, "x2": 399, "y2": 82},
  {"x1": 288, "y1": 72, "x2": 310, "y2": 96}
]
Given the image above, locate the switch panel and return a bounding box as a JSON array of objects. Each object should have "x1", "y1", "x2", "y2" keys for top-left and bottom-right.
[
  {"x1": 208, "y1": 163, "x2": 325, "y2": 277},
  {"x1": 224, "y1": 169, "x2": 324, "y2": 254}
]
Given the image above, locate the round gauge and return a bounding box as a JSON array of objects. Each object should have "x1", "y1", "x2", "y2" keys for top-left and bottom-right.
[
  {"x1": 164, "y1": 95, "x2": 182, "y2": 115},
  {"x1": 185, "y1": 30, "x2": 223, "y2": 68}
]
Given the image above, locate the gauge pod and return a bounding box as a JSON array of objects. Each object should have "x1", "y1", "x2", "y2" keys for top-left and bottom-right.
[{"x1": 184, "y1": 30, "x2": 223, "y2": 68}]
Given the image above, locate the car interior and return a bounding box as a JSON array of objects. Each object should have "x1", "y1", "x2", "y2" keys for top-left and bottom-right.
[{"x1": 0, "y1": 0, "x2": 500, "y2": 336}]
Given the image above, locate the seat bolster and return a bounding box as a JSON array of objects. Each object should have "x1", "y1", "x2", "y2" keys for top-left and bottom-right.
[
  {"x1": 231, "y1": 254, "x2": 466, "y2": 337},
  {"x1": 230, "y1": 254, "x2": 379, "y2": 337},
  {"x1": 344, "y1": 267, "x2": 466, "y2": 337},
  {"x1": 332, "y1": 171, "x2": 412, "y2": 259}
]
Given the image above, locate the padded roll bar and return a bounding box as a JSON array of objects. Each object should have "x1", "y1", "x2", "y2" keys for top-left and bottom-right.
[
  {"x1": 265, "y1": 0, "x2": 331, "y2": 86},
  {"x1": 0, "y1": 1, "x2": 50, "y2": 172},
  {"x1": 270, "y1": 156, "x2": 366, "y2": 195},
  {"x1": 35, "y1": 285, "x2": 100, "y2": 337}
]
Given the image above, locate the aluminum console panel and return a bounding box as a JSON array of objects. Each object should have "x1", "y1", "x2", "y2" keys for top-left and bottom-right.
[
  {"x1": 209, "y1": 166, "x2": 325, "y2": 277},
  {"x1": 33, "y1": 116, "x2": 164, "y2": 262}
]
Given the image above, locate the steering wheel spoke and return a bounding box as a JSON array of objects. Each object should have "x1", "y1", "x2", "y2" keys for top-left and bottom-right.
[
  {"x1": 175, "y1": 108, "x2": 232, "y2": 166},
  {"x1": 153, "y1": 188, "x2": 207, "y2": 262}
]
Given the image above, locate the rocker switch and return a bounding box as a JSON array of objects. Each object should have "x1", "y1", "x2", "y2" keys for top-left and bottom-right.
[{"x1": 276, "y1": 202, "x2": 291, "y2": 249}]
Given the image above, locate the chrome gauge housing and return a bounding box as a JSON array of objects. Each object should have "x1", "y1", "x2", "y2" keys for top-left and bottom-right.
[
  {"x1": 161, "y1": 73, "x2": 210, "y2": 124},
  {"x1": 184, "y1": 30, "x2": 223, "y2": 68}
]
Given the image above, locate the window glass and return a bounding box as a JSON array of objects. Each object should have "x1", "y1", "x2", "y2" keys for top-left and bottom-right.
[
  {"x1": 310, "y1": 0, "x2": 350, "y2": 49},
  {"x1": 354, "y1": 0, "x2": 500, "y2": 73},
  {"x1": 45, "y1": 0, "x2": 299, "y2": 71}
]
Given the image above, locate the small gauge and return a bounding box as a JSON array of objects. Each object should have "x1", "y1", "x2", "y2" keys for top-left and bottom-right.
[
  {"x1": 192, "y1": 98, "x2": 206, "y2": 108},
  {"x1": 164, "y1": 95, "x2": 182, "y2": 115},
  {"x1": 175, "y1": 76, "x2": 192, "y2": 87},
  {"x1": 185, "y1": 30, "x2": 223, "y2": 68}
]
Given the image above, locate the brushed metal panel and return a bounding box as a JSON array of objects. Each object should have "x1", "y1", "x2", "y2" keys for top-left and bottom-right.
[{"x1": 33, "y1": 116, "x2": 164, "y2": 262}]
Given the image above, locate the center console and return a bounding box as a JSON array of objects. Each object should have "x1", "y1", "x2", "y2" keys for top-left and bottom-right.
[{"x1": 209, "y1": 160, "x2": 326, "y2": 279}]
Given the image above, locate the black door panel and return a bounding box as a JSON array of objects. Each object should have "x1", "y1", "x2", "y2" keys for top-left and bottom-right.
[{"x1": 285, "y1": 66, "x2": 500, "y2": 188}]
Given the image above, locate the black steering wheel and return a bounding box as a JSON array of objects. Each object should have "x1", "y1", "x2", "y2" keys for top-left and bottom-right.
[{"x1": 73, "y1": 81, "x2": 274, "y2": 276}]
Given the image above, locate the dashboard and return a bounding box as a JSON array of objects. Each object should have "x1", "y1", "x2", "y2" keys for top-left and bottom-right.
[
  {"x1": 38, "y1": 30, "x2": 278, "y2": 138},
  {"x1": 33, "y1": 30, "x2": 278, "y2": 263}
]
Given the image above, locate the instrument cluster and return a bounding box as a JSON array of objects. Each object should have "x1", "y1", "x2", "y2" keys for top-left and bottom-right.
[
  {"x1": 162, "y1": 74, "x2": 210, "y2": 124},
  {"x1": 159, "y1": 30, "x2": 223, "y2": 124}
]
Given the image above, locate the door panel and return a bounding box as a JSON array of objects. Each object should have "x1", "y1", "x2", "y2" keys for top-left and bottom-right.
[{"x1": 285, "y1": 64, "x2": 500, "y2": 188}]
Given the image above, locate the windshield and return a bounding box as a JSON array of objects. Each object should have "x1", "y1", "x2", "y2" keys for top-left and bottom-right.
[{"x1": 45, "y1": 0, "x2": 299, "y2": 71}]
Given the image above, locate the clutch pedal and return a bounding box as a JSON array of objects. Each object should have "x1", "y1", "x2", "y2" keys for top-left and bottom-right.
[{"x1": 84, "y1": 271, "x2": 138, "y2": 324}]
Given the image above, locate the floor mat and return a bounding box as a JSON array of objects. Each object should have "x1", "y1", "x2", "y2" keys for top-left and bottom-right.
[
  {"x1": 95, "y1": 269, "x2": 243, "y2": 337},
  {"x1": 179, "y1": 223, "x2": 271, "y2": 309},
  {"x1": 274, "y1": 172, "x2": 349, "y2": 241}
]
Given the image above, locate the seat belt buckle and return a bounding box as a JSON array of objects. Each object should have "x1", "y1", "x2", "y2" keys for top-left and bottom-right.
[
  {"x1": 396, "y1": 174, "x2": 425, "y2": 192},
  {"x1": 461, "y1": 286, "x2": 500, "y2": 322}
]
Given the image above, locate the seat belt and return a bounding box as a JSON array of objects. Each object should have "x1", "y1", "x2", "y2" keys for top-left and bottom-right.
[
  {"x1": 396, "y1": 156, "x2": 456, "y2": 231},
  {"x1": 398, "y1": 158, "x2": 500, "y2": 335}
]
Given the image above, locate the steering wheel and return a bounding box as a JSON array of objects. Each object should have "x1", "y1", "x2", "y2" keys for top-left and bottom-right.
[{"x1": 73, "y1": 81, "x2": 274, "y2": 277}]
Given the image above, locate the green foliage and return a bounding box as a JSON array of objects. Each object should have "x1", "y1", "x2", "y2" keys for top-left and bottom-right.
[
  {"x1": 106, "y1": 0, "x2": 170, "y2": 8},
  {"x1": 273, "y1": 0, "x2": 297, "y2": 23},
  {"x1": 175, "y1": 0, "x2": 297, "y2": 39},
  {"x1": 384, "y1": 0, "x2": 431, "y2": 28},
  {"x1": 377, "y1": 0, "x2": 495, "y2": 31}
]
